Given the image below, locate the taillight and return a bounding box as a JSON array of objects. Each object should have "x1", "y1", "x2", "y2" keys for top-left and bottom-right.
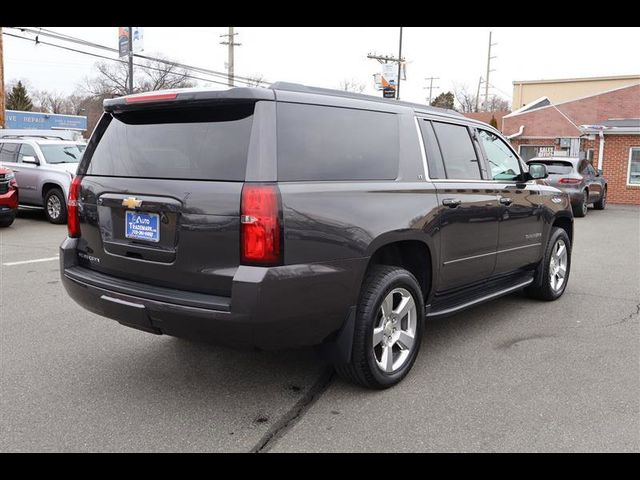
[
  {"x1": 559, "y1": 178, "x2": 581, "y2": 184},
  {"x1": 240, "y1": 184, "x2": 282, "y2": 265},
  {"x1": 67, "y1": 176, "x2": 82, "y2": 238}
]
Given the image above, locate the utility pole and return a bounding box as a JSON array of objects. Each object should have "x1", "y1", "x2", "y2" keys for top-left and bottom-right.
[
  {"x1": 475, "y1": 76, "x2": 483, "y2": 112},
  {"x1": 424, "y1": 76, "x2": 440, "y2": 105},
  {"x1": 0, "y1": 27, "x2": 5, "y2": 128},
  {"x1": 396, "y1": 27, "x2": 403, "y2": 101},
  {"x1": 484, "y1": 31, "x2": 497, "y2": 111},
  {"x1": 220, "y1": 27, "x2": 241, "y2": 87},
  {"x1": 127, "y1": 27, "x2": 134, "y2": 94}
]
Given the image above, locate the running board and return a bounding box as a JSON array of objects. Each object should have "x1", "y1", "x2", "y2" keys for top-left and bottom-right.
[{"x1": 427, "y1": 279, "x2": 533, "y2": 318}]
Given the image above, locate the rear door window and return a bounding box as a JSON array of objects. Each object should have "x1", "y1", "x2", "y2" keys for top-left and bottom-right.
[
  {"x1": 418, "y1": 119, "x2": 446, "y2": 179},
  {"x1": 84, "y1": 104, "x2": 254, "y2": 181},
  {"x1": 277, "y1": 103, "x2": 399, "y2": 181},
  {"x1": 0, "y1": 143, "x2": 20, "y2": 163},
  {"x1": 432, "y1": 122, "x2": 482, "y2": 180}
]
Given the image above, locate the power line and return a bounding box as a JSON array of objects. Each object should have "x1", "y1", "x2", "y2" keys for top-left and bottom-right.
[
  {"x1": 10, "y1": 27, "x2": 264, "y2": 85},
  {"x1": 2, "y1": 31, "x2": 246, "y2": 89}
]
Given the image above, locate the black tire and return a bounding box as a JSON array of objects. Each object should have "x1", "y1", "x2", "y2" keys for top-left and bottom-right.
[
  {"x1": 572, "y1": 190, "x2": 588, "y2": 217},
  {"x1": 593, "y1": 187, "x2": 607, "y2": 210},
  {"x1": 44, "y1": 188, "x2": 67, "y2": 224},
  {"x1": 525, "y1": 227, "x2": 571, "y2": 301},
  {"x1": 0, "y1": 212, "x2": 16, "y2": 228},
  {"x1": 334, "y1": 265, "x2": 425, "y2": 389}
]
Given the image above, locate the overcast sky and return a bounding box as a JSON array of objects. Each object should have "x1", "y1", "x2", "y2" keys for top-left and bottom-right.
[{"x1": 3, "y1": 27, "x2": 640, "y2": 106}]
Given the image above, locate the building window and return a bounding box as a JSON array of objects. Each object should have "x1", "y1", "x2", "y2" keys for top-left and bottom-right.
[
  {"x1": 586, "y1": 149, "x2": 594, "y2": 164},
  {"x1": 628, "y1": 147, "x2": 640, "y2": 186}
]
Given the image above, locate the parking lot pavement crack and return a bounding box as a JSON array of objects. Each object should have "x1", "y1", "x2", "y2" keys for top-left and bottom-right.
[
  {"x1": 250, "y1": 367, "x2": 335, "y2": 453},
  {"x1": 604, "y1": 303, "x2": 640, "y2": 327}
]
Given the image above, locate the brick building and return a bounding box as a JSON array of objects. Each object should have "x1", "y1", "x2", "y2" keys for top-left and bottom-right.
[{"x1": 503, "y1": 82, "x2": 640, "y2": 205}]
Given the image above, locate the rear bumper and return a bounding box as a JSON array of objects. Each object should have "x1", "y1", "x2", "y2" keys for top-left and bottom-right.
[{"x1": 60, "y1": 237, "x2": 366, "y2": 349}]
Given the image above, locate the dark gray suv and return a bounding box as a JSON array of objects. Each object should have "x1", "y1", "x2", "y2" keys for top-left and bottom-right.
[{"x1": 60, "y1": 83, "x2": 574, "y2": 389}]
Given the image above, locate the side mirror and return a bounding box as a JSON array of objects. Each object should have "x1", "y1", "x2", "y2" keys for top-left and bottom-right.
[
  {"x1": 528, "y1": 163, "x2": 548, "y2": 180},
  {"x1": 22, "y1": 155, "x2": 39, "y2": 165}
]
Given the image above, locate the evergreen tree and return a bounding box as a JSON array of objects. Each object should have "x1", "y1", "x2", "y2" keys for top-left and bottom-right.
[
  {"x1": 430, "y1": 91, "x2": 455, "y2": 110},
  {"x1": 489, "y1": 115, "x2": 498, "y2": 129},
  {"x1": 6, "y1": 81, "x2": 34, "y2": 111}
]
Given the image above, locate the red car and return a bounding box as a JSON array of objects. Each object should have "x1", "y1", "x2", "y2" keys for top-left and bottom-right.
[{"x1": 0, "y1": 167, "x2": 18, "y2": 227}]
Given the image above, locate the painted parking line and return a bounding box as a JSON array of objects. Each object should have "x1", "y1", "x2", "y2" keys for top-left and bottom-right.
[{"x1": 2, "y1": 256, "x2": 59, "y2": 267}]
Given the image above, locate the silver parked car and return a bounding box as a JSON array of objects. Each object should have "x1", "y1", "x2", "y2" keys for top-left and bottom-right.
[
  {"x1": 526, "y1": 157, "x2": 607, "y2": 217},
  {"x1": 0, "y1": 136, "x2": 84, "y2": 224}
]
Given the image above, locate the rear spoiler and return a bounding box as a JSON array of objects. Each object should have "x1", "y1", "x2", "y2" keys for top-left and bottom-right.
[{"x1": 104, "y1": 87, "x2": 275, "y2": 112}]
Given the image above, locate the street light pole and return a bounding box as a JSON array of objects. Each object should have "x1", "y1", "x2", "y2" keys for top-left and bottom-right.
[{"x1": 396, "y1": 27, "x2": 403, "y2": 101}]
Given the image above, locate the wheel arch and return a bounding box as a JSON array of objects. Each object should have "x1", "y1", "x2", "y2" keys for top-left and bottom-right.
[{"x1": 363, "y1": 233, "x2": 435, "y2": 303}]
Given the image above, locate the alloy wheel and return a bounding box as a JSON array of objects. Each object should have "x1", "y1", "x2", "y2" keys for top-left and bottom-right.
[
  {"x1": 549, "y1": 239, "x2": 568, "y2": 292},
  {"x1": 372, "y1": 288, "x2": 417, "y2": 373},
  {"x1": 47, "y1": 194, "x2": 62, "y2": 220}
]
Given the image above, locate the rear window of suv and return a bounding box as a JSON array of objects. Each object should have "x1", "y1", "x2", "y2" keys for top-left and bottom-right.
[
  {"x1": 528, "y1": 160, "x2": 574, "y2": 175},
  {"x1": 277, "y1": 103, "x2": 399, "y2": 181},
  {"x1": 84, "y1": 104, "x2": 254, "y2": 181}
]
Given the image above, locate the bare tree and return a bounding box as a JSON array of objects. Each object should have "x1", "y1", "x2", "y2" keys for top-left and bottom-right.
[
  {"x1": 33, "y1": 90, "x2": 71, "y2": 114},
  {"x1": 452, "y1": 83, "x2": 477, "y2": 113},
  {"x1": 452, "y1": 83, "x2": 510, "y2": 113},
  {"x1": 339, "y1": 78, "x2": 366, "y2": 93},
  {"x1": 81, "y1": 55, "x2": 195, "y2": 98}
]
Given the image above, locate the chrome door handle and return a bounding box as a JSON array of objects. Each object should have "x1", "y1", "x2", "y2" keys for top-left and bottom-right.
[
  {"x1": 442, "y1": 198, "x2": 462, "y2": 208},
  {"x1": 499, "y1": 197, "x2": 513, "y2": 206}
]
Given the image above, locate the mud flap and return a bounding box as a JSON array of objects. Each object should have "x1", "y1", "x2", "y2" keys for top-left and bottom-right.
[{"x1": 318, "y1": 306, "x2": 356, "y2": 365}]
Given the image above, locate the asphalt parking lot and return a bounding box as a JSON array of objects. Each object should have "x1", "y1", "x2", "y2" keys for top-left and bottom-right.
[{"x1": 1, "y1": 205, "x2": 638, "y2": 452}]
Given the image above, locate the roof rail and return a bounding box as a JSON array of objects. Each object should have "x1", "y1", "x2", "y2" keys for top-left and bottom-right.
[
  {"x1": 269, "y1": 81, "x2": 462, "y2": 116},
  {"x1": 0, "y1": 134, "x2": 66, "y2": 140}
]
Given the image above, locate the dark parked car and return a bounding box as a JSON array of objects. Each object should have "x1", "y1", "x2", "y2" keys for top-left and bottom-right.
[
  {"x1": 60, "y1": 83, "x2": 574, "y2": 389},
  {"x1": 526, "y1": 157, "x2": 607, "y2": 217}
]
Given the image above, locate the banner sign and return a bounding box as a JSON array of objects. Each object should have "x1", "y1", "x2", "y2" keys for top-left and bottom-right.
[
  {"x1": 118, "y1": 27, "x2": 130, "y2": 58},
  {"x1": 5, "y1": 110, "x2": 87, "y2": 131}
]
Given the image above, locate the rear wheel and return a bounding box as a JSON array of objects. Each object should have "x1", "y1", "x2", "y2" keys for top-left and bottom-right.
[
  {"x1": 593, "y1": 187, "x2": 607, "y2": 210},
  {"x1": 525, "y1": 227, "x2": 571, "y2": 301},
  {"x1": 334, "y1": 265, "x2": 424, "y2": 389},
  {"x1": 44, "y1": 188, "x2": 67, "y2": 224},
  {"x1": 0, "y1": 212, "x2": 16, "y2": 228},
  {"x1": 572, "y1": 190, "x2": 588, "y2": 217}
]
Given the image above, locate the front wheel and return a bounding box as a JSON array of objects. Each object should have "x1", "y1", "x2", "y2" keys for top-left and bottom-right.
[
  {"x1": 334, "y1": 265, "x2": 425, "y2": 389},
  {"x1": 0, "y1": 212, "x2": 16, "y2": 228},
  {"x1": 525, "y1": 227, "x2": 571, "y2": 301},
  {"x1": 44, "y1": 188, "x2": 67, "y2": 224}
]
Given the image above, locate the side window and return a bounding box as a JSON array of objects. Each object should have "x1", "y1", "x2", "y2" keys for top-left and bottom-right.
[
  {"x1": 277, "y1": 103, "x2": 399, "y2": 181},
  {"x1": 585, "y1": 164, "x2": 596, "y2": 176},
  {"x1": 431, "y1": 122, "x2": 481, "y2": 180},
  {"x1": 0, "y1": 143, "x2": 20, "y2": 163},
  {"x1": 418, "y1": 119, "x2": 446, "y2": 179},
  {"x1": 478, "y1": 129, "x2": 522, "y2": 181},
  {"x1": 578, "y1": 160, "x2": 588, "y2": 174},
  {"x1": 18, "y1": 144, "x2": 37, "y2": 163}
]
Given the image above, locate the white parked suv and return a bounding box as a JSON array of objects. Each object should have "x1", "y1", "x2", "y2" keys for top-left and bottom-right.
[{"x1": 0, "y1": 136, "x2": 84, "y2": 223}]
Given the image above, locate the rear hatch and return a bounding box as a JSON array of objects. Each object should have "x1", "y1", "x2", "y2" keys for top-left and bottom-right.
[{"x1": 75, "y1": 100, "x2": 259, "y2": 297}]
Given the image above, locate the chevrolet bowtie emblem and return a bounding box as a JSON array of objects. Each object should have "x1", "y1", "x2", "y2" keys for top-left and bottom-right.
[{"x1": 122, "y1": 197, "x2": 142, "y2": 209}]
